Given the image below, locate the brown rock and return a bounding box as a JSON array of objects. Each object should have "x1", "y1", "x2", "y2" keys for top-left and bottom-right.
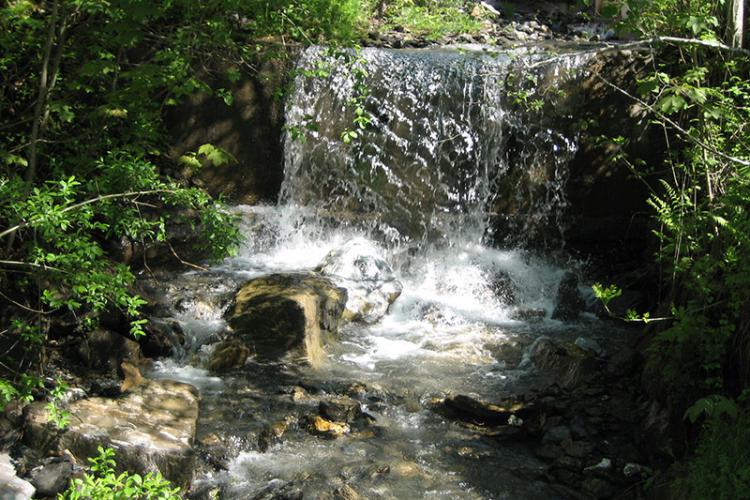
[
  {"x1": 227, "y1": 273, "x2": 347, "y2": 366},
  {"x1": 310, "y1": 416, "x2": 349, "y2": 438},
  {"x1": 319, "y1": 397, "x2": 362, "y2": 423},
  {"x1": 208, "y1": 340, "x2": 250, "y2": 372}
]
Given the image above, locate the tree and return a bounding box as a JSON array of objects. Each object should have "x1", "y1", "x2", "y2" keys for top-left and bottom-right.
[{"x1": 727, "y1": 0, "x2": 744, "y2": 47}]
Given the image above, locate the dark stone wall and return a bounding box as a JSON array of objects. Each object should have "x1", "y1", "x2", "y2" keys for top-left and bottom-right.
[
  {"x1": 488, "y1": 49, "x2": 662, "y2": 263},
  {"x1": 166, "y1": 56, "x2": 292, "y2": 204},
  {"x1": 564, "y1": 51, "x2": 662, "y2": 261}
]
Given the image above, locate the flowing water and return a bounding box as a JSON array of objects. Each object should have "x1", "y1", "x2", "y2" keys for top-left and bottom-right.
[{"x1": 147, "y1": 45, "x2": 629, "y2": 499}]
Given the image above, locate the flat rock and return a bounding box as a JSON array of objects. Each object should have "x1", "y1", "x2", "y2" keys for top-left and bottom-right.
[
  {"x1": 227, "y1": 273, "x2": 347, "y2": 366},
  {"x1": 440, "y1": 394, "x2": 527, "y2": 425},
  {"x1": 24, "y1": 379, "x2": 199, "y2": 487}
]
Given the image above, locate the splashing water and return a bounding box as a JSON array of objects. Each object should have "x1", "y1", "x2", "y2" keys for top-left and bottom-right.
[{"x1": 149, "y1": 45, "x2": 627, "y2": 499}]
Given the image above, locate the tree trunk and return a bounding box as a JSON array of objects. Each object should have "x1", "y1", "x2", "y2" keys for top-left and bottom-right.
[
  {"x1": 727, "y1": 0, "x2": 745, "y2": 48},
  {"x1": 25, "y1": 0, "x2": 60, "y2": 185}
]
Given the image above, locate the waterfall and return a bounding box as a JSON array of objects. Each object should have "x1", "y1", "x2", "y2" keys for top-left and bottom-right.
[
  {"x1": 281, "y1": 46, "x2": 593, "y2": 249},
  {"x1": 149, "y1": 45, "x2": 628, "y2": 500}
]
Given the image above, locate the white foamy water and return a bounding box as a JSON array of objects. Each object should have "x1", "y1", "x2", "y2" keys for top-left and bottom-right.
[{"x1": 151, "y1": 45, "x2": 618, "y2": 499}]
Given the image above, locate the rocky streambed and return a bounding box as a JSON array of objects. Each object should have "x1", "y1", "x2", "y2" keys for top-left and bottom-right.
[{"x1": 1, "y1": 38, "x2": 658, "y2": 499}]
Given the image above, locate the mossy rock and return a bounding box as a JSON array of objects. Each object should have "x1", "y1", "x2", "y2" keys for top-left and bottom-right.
[{"x1": 226, "y1": 273, "x2": 347, "y2": 366}]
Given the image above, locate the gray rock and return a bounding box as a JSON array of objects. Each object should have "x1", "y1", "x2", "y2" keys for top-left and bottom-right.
[
  {"x1": 29, "y1": 458, "x2": 73, "y2": 496},
  {"x1": 316, "y1": 239, "x2": 402, "y2": 324},
  {"x1": 623, "y1": 462, "x2": 650, "y2": 477},
  {"x1": 584, "y1": 457, "x2": 612, "y2": 472},
  {"x1": 552, "y1": 272, "x2": 585, "y2": 321},
  {"x1": 24, "y1": 379, "x2": 199, "y2": 487},
  {"x1": 226, "y1": 273, "x2": 347, "y2": 366},
  {"x1": 140, "y1": 319, "x2": 185, "y2": 358},
  {"x1": 0, "y1": 453, "x2": 35, "y2": 500}
]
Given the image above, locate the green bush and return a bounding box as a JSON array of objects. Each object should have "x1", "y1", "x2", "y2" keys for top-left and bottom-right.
[
  {"x1": 59, "y1": 446, "x2": 181, "y2": 500},
  {"x1": 380, "y1": 0, "x2": 482, "y2": 40},
  {"x1": 678, "y1": 402, "x2": 750, "y2": 499}
]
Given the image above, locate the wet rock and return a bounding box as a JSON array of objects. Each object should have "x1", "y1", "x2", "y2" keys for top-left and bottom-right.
[
  {"x1": 316, "y1": 239, "x2": 402, "y2": 323},
  {"x1": 333, "y1": 484, "x2": 362, "y2": 500},
  {"x1": 290, "y1": 386, "x2": 310, "y2": 402},
  {"x1": 140, "y1": 319, "x2": 185, "y2": 358},
  {"x1": 584, "y1": 457, "x2": 612, "y2": 472},
  {"x1": 0, "y1": 453, "x2": 35, "y2": 499},
  {"x1": 309, "y1": 416, "x2": 349, "y2": 438},
  {"x1": 227, "y1": 273, "x2": 347, "y2": 366},
  {"x1": 510, "y1": 307, "x2": 546, "y2": 321},
  {"x1": 252, "y1": 479, "x2": 304, "y2": 500},
  {"x1": 319, "y1": 397, "x2": 362, "y2": 423},
  {"x1": 489, "y1": 271, "x2": 517, "y2": 304},
  {"x1": 535, "y1": 443, "x2": 565, "y2": 461},
  {"x1": 553, "y1": 455, "x2": 584, "y2": 471},
  {"x1": 623, "y1": 462, "x2": 650, "y2": 478},
  {"x1": 29, "y1": 457, "x2": 73, "y2": 496},
  {"x1": 552, "y1": 272, "x2": 585, "y2": 320},
  {"x1": 208, "y1": 340, "x2": 250, "y2": 372},
  {"x1": 197, "y1": 433, "x2": 235, "y2": 470},
  {"x1": 77, "y1": 328, "x2": 142, "y2": 374},
  {"x1": 440, "y1": 394, "x2": 528, "y2": 426},
  {"x1": 521, "y1": 336, "x2": 599, "y2": 388},
  {"x1": 574, "y1": 337, "x2": 605, "y2": 357},
  {"x1": 24, "y1": 379, "x2": 199, "y2": 487},
  {"x1": 389, "y1": 461, "x2": 429, "y2": 479},
  {"x1": 258, "y1": 416, "x2": 296, "y2": 452}
]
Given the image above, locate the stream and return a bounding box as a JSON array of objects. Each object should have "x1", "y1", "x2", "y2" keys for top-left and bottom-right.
[{"x1": 145, "y1": 45, "x2": 635, "y2": 499}]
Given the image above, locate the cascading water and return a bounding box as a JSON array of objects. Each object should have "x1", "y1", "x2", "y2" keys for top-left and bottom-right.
[{"x1": 148, "y1": 45, "x2": 632, "y2": 499}]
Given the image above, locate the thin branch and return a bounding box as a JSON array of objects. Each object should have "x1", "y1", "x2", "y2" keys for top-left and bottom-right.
[
  {"x1": 593, "y1": 74, "x2": 750, "y2": 168},
  {"x1": 167, "y1": 241, "x2": 208, "y2": 271},
  {"x1": 0, "y1": 189, "x2": 176, "y2": 240},
  {"x1": 0, "y1": 260, "x2": 65, "y2": 273},
  {"x1": 0, "y1": 290, "x2": 53, "y2": 314}
]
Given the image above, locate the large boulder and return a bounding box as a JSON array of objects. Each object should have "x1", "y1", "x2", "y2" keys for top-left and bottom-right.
[
  {"x1": 23, "y1": 379, "x2": 199, "y2": 487},
  {"x1": 226, "y1": 273, "x2": 347, "y2": 366},
  {"x1": 316, "y1": 239, "x2": 402, "y2": 323}
]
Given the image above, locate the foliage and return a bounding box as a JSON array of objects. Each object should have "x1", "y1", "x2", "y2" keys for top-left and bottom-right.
[
  {"x1": 60, "y1": 446, "x2": 181, "y2": 500},
  {"x1": 378, "y1": 0, "x2": 483, "y2": 40},
  {"x1": 594, "y1": 0, "x2": 750, "y2": 492},
  {"x1": 0, "y1": 0, "x2": 374, "y2": 409},
  {"x1": 677, "y1": 395, "x2": 750, "y2": 500},
  {"x1": 46, "y1": 377, "x2": 71, "y2": 429}
]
